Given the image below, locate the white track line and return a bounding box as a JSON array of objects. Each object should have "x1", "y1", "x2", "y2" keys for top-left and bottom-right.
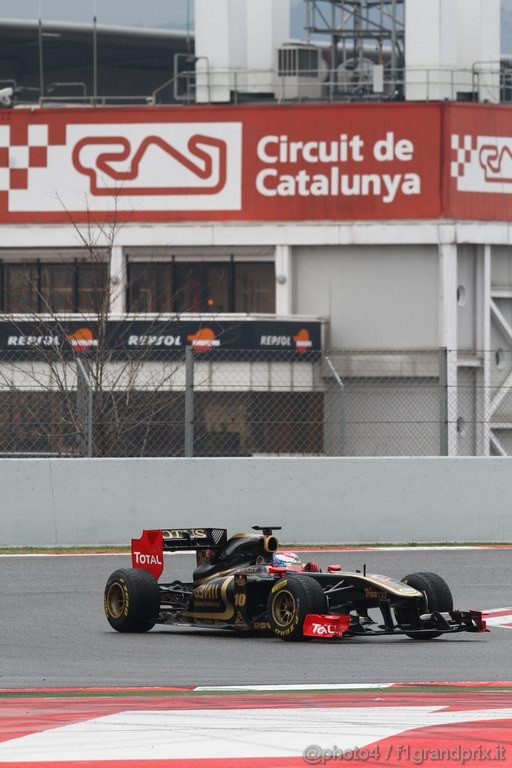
[
  {"x1": 2, "y1": 706, "x2": 512, "y2": 762},
  {"x1": 195, "y1": 683, "x2": 394, "y2": 692}
]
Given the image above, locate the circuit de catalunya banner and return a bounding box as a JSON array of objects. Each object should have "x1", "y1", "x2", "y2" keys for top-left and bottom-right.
[{"x1": 1, "y1": 101, "x2": 512, "y2": 223}]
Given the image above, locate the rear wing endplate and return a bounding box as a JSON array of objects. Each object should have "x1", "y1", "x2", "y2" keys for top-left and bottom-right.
[{"x1": 131, "y1": 528, "x2": 228, "y2": 580}]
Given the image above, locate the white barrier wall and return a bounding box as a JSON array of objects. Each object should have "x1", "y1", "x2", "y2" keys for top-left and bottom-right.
[{"x1": 0, "y1": 458, "x2": 510, "y2": 547}]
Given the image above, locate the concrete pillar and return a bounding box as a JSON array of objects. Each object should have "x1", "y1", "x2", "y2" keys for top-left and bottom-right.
[
  {"x1": 195, "y1": 0, "x2": 290, "y2": 102},
  {"x1": 245, "y1": 0, "x2": 290, "y2": 94},
  {"x1": 109, "y1": 245, "x2": 126, "y2": 314},
  {"x1": 456, "y1": 0, "x2": 500, "y2": 102},
  {"x1": 195, "y1": 0, "x2": 247, "y2": 102},
  {"x1": 275, "y1": 245, "x2": 292, "y2": 316},
  {"x1": 439, "y1": 243, "x2": 458, "y2": 455},
  {"x1": 405, "y1": 0, "x2": 458, "y2": 100},
  {"x1": 405, "y1": 0, "x2": 500, "y2": 102}
]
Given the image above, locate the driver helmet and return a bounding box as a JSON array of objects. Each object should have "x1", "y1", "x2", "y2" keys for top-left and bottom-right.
[{"x1": 272, "y1": 550, "x2": 303, "y2": 571}]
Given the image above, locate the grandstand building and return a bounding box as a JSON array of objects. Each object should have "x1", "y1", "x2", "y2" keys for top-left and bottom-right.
[{"x1": 0, "y1": 0, "x2": 511, "y2": 458}]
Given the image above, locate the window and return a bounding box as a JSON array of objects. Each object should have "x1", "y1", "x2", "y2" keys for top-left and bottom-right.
[
  {"x1": 127, "y1": 259, "x2": 275, "y2": 314},
  {"x1": 3, "y1": 263, "x2": 38, "y2": 312},
  {"x1": 174, "y1": 263, "x2": 202, "y2": 313},
  {"x1": 128, "y1": 263, "x2": 173, "y2": 313},
  {"x1": 174, "y1": 262, "x2": 231, "y2": 313},
  {"x1": 41, "y1": 264, "x2": 75, "y2": 312},
  {"x1": 1, "y1": 259, "x2": 109, "y2": 313},
  {"x1": 78, "y1": 263, "x2": 109, "y2": 312},
  {"x1": 235, "y1": 263, "x2": 274, "y2": 313}
]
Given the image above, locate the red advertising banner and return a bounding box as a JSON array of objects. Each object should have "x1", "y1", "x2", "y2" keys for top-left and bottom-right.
[
  {"x1": 0, "y1": 102, "x2": 442, "y2": 223},
  {"x1": 444, "y1": 102, "x2": 512, "y2": 221}
]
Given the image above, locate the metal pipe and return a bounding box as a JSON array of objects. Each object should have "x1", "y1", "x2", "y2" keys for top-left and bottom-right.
[
  {"x1": 93, "y1": 0, "x2": 98, "y2": 103},
  {"x1": 184, "y1": 345, "x2": 194, "y2": 457},
  {"x1": 38, "y1": 0, "x2": 44, "y2": 100},
  {"x1": 390, "y1": 0, "x2": 397, "y2": 84}
]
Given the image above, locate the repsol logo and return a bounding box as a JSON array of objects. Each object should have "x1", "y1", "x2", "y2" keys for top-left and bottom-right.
[
  {"x1": 127, "y1": 335, "x2": 182, "y2": 347},
  {"x1": 7, "y1": 335, "x2": 59, "y2": 347},
  {"x1": 260, "y1": 335, "x2": 291, "y2": 347}
]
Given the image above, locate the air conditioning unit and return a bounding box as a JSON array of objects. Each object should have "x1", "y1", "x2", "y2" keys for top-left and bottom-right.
[{"x1": 277, "y1": 44, "x2": 324, "y2": 100}]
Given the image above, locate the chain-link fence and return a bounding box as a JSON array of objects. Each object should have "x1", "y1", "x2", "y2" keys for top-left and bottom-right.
[{"x1": 0, "y1": 347, "x2": 509, "y2": 458}]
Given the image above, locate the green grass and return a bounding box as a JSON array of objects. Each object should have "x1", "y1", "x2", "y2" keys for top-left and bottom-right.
[
  {"x1": 0, "y1": 542, "x2": 510, "y2": 554},
  {"x1": 1, "y1": 683, "x2": 511, "y2": 699}
]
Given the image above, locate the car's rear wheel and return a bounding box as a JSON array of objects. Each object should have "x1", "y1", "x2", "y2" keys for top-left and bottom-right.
[
  {"x1": 396, "y1": 571, "x2": 453, "y2": 640},
  {"x1": 267, "y1": 575, "x2": 328, "y2": 641},
  {"x1": 104, "y1": 568, "x2": 160, "y2": 633}
]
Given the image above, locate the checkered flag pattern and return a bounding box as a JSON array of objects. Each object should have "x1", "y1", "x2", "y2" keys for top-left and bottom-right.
[
  {"x1": 450, "y1": 134, "x2": 477, "y2": 180},
  {"x1": 0, "y1": 124, "x2": 49, "y2": 192}
]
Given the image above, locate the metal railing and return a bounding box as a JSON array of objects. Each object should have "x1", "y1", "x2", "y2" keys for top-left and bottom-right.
[{"x1": 3, "y1": 62, "x2": 509, "y2": 107}]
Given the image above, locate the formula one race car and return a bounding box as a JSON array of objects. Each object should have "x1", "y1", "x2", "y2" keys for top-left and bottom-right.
[{"x1": 103, "y1": 526, "x2": 488, "y2": 640}]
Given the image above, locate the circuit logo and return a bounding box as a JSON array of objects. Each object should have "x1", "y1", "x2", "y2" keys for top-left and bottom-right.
[
  {"x1": 73, "y1": 134, "x2": 227, "y2": 197},
  {"x1": 0, "y1": 121, "x2": 242, "y2": 215},
  {"x1": 451, "y1": 133, "x2": 512, "y2": 193}
]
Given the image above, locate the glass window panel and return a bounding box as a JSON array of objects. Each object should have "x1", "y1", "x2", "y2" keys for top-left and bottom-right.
[
  {"x1": 205, "y1": 264, "x2": 230, "y2": 313},
  {"x1": 4, "y1": 263, "x2": 39, "y2": 312},
  {"x1": 235, "y1": 263, "x2": 275, "y2": 313},
  {"x1": 174, "y1": 263, "x2": 202, "y2": 313},
  {"x1": 78, "y1": 263, "x2": 109, "y2": 312},
  {"x1": 40, "y1": 264, "x2": 74, "y2": 312},
  {"x1": 128, "y1": 263, "x2": 173, "y2": 313}
]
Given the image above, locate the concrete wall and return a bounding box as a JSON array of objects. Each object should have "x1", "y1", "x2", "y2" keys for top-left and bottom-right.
[{"x1": 0, "y1": 458, "x2": 510, "y2": 547}]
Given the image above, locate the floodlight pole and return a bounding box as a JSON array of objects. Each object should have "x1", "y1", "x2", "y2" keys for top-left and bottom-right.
[
  {"x1": 38, "y1": 0, "x2": 44, "y2": 101},
  {"x1": 93, "y1": 0, "x2": 98, "y2": 103}
]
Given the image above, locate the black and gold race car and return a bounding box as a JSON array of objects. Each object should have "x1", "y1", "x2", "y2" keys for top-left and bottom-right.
[{"x1": 103, "y1": 526, "x2": 487, "y2": 640}]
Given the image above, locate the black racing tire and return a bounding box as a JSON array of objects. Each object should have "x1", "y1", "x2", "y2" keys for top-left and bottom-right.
[
  {"x1": 267, "y1": 575, "x2": 328, "y2": 641},
  {"x1": 397, "y1": 571, "x2": 454, "y2": 640},
  {"x1": 104, "y1": 568, "x2": 160, "y2": 633}
]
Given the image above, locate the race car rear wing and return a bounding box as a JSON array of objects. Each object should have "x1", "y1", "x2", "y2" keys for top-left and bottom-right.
[
  {"x1": 161, "y1": 527, "x2": 227, "y2": 551},
  {"x1": 131, "y1": 528, "x2": 228, "y2": 580}
]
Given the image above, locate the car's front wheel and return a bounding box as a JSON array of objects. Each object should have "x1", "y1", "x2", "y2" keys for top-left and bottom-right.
[
  {"x1": 396, "y1": 571, "x2": 454, "y2": 640},
  {"x1": 267, "y1": 575, "x2": 328, "y2": 641},
  {"x1": 104, "y1": 568, "x2": 160, "y2": 633}
]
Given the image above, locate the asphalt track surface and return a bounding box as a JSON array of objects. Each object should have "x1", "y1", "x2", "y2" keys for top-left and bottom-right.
[{"x1": 0, "y1": 549, "x2": 510, "y2": 689}]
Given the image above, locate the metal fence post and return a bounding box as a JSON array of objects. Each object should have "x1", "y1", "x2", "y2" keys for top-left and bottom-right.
[
  {"x1": 439, "y1": 347, "x2": 449, "y2": 456},
  {"x1": 324, "y1": 355, "x2": 345, "y2": 456},
  {"x1": 76, "y1": 358, "x2": 93, "y2": 457},
  {"x1": 184, "y1": 345, "x2": 194, "y2": 457}
]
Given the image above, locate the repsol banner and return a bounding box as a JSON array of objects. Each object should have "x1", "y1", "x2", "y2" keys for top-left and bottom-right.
[{"x1": 0, "y1": 319, "x2": 322, "y2": 359}]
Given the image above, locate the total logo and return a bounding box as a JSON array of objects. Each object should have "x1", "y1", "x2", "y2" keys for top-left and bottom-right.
[
  {"x1": 66, "y1": 327, "x2": 98, "y2": 353},
  {"x1": 312, "y1": 623, "x2": 343, "y2": 636},
  {"x1": 187, "y1": 327, "x2": 220, "y2": 352},
  {"x1": 303, "y1": 614, "x2": 351, "y2": 638},
  {"x1": 132, "y1": 552, "x2": 163, "y2": 568}
]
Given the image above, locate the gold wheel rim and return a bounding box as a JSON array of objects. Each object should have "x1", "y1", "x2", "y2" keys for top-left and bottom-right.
[
  {"x1": 107, "y1": 582, "x2": 125, "y2": 619},
  {"x1": 272, "y1": 589, "x2": 296, "y2": 627}
]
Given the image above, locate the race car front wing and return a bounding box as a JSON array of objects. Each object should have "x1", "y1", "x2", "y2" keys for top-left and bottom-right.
[{"x1": 303, "y1": 610, "x2": 488, "y2": 639}]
